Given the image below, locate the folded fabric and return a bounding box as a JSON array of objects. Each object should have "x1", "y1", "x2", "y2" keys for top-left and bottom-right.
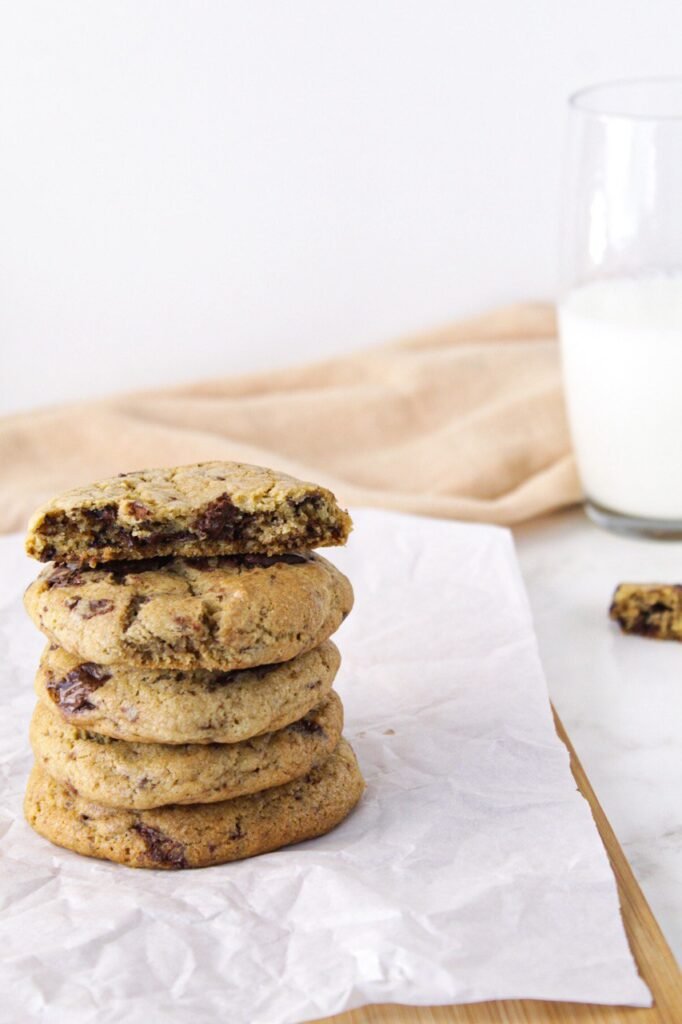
[{"x1": 0, "y1": 303, "x2": 580, "y2": 534}]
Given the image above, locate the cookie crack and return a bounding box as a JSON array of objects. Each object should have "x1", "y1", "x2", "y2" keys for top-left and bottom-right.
[
  {"x1": 179, "y1": 566, "x2": 201, "y2": 598},
  {"x1": 201, "y1": 600, "x2": 221, "y2": 641},
  {"x1": 123, "y1": 594, "x2": 150, "y2": 633}
]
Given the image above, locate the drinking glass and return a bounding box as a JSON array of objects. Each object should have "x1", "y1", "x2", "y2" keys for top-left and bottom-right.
[{"x1": 559, "y1": 78, "x2": 682, "y2": 537}]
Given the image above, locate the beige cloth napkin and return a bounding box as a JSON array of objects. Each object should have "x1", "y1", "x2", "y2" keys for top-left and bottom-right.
[{"x1": 0, "y1": 303, "x2": 580, "y2": 534}]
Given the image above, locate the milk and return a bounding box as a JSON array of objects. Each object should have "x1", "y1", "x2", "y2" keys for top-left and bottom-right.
[{"x1": 559, "y1": 275, "x2": 682, "y2": 521}]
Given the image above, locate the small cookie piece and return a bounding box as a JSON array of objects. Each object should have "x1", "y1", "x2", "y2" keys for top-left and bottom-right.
[
  {"x1": 25, "y1": 461, "x2": 352, "y2": 565},
  {"x1": 30, "y1": 692, "x2": 343, "y2": 809},
  {"x1": 25, "y1": 739, "x2": 364, "y2": 869},
  {"x1": 610, "y1": 583, "x2": 682, "y2": 641},
  {"x1": 24, "y1": 552, "x2": 353, "y2": 670},
  {"x1": 36, "y1": 641, "x2": 340, "y2": 744}
]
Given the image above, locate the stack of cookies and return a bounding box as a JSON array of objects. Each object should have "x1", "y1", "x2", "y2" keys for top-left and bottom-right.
[{"x1": 22, "y1": 462, "x2": 364, "y2": 870}]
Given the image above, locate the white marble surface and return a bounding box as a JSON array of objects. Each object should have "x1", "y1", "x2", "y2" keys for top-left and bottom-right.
[{"x1": 514, "y1": 509, "x2": 682, "y2": 963}]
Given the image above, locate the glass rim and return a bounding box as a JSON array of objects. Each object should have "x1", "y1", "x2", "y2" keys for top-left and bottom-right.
[{"x1": 569, "y1": 76, "x2": 682, "y2": 122}]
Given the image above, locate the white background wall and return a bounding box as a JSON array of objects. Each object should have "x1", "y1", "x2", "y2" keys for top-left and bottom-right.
[{"x1": 1, "y1": 1, "x2": 680, "y2": 414}]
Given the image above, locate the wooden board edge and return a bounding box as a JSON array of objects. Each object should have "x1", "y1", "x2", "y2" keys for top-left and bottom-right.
[{"x1": 313, "y1": 711, "x2": 681, "y2": 1024}]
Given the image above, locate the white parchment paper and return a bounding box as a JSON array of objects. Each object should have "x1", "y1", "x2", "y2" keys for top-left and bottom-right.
[{"x1": 0, "y1": 509, "x2": 651, "y2": 1022}]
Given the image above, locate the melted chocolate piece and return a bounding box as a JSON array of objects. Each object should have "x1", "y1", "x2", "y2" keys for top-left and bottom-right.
[
  {"x1": 40, "y1": 512, "x2": 68, "y2": 537},
  {"x1": 228, "y1": 819, "x2": 245, "y2": 841},
  {"x1": 193, "y1": 494, "x2": 245, "y2": 540},
  {"x1": 80, "y1": 599, "x2": 114, "y2": 618},
  {"x1": 132, "y1": 823, "x2": 188, "y2": 868},
  {"x1": 83, "y1": 504, "x2": 118, "y2": 525},
  {"x1": 239, "y1": 553, "x2": 310, "y2": 568},
  {"x1": 104, "y1": 557, "x2": 173, "y2": 580},
  {"x1": 46, "y1": 663, "x2": 112, "y2": 713},
  {"x1": 46, "y1": 564, "x2": 85, "y2": 588},
  {"x1": 628, "y1": 603, "x2": 669, "y2": 636},
  {"x1": 127, "y1": 501, "x2": 152, "y2": 520}
]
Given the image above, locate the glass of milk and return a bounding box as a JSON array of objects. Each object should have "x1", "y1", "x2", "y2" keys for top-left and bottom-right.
[{"x1": 559, "y1": 78, "x2": 682, "y2": 537}]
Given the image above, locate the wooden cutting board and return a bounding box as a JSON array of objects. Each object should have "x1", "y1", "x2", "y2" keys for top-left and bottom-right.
[{"x1": 314, "y1": 712, "x2": 682, "y2": 1024}]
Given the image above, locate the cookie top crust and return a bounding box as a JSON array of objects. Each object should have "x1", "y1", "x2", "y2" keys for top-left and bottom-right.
[
  {"x1": 25, "y1": 461, "x2": 352, "y2": 565},
  {"x1": 30, "y1": 692, "x2": 343, "y2": 809},
  {"x1": 24, "y1": 552, "x2": 353, "y2": 670},
  {"x1": 35, "y1": 640, "x2": 340, "y2": 744}
]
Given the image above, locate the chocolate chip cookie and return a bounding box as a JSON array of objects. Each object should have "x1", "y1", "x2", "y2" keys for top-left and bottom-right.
[
  {"x1": 24, "y1": 552, "x2": 353, "y2": 670},
  {"x1": 25, "y1": 738, "x2": 364, "y2": 868},
  {"x1": 30, "y1": 692, "x2": 343, "y2": 809},
  {"x1": 36, "y1": 640, "x2": 340, "y2": 744},
  {"x1": 610, "y1": 582, "x2": 682, "y2": 640},
  {"x1": 25, "y1": 461, "x2": 352, "y2": 565}
]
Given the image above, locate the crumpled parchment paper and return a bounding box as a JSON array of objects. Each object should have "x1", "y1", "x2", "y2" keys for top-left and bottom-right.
[{"x1": 0, "y1": 509, "x2": 650, "y2": 1022}]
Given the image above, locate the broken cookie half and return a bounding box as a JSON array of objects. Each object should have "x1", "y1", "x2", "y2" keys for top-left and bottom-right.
[
  {"x1": 25, "y1": 461, "x2": 352, "y2": 565},
  {"x1": 610, "y1": 582, "x2": 682, "y2": 640}
]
